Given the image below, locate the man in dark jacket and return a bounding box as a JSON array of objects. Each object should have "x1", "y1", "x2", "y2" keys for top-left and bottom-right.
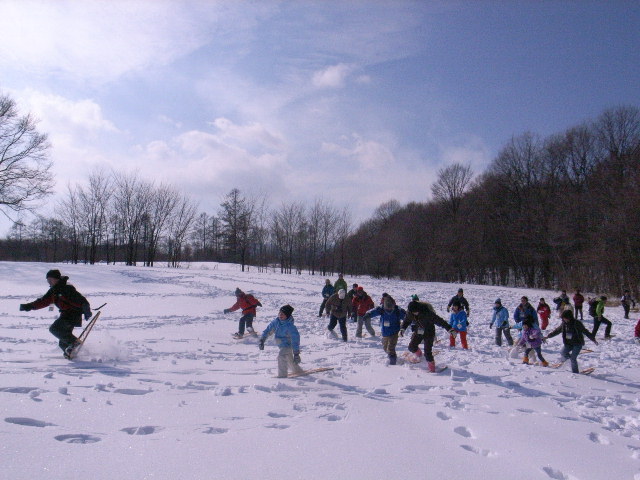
[
  {"x1": 402, "y1": 300, "x2": 454, "y2": 372},
  {"x1": 19, "y1": 269, "x2": 92, "y2": 358},
  {"x1": 447, "y1": 288, "x2": 470, "y2": 316}
]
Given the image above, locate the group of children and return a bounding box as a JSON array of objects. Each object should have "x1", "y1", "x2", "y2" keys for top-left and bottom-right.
[{"x1": 18, "y1": 269, "x2": 639, "y2": 377}]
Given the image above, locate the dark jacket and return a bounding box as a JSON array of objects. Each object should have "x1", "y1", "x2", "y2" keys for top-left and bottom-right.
[
  {"x1": 321, "y1": 284, "x2": 335, "y2": 298},
  {"x1": 402, "y1": 301, "x2": 451, "y2": 337},
  {"x1": 22, "y1": 276, "x2": 89, "y2": 327},
  {"x1": 325, "y1": 293, "x2": 352, "y2": 318},
  {"x1": 447, "y1": 294, "x2": 470, "y2": 313},
  {"x1": 547, "y1": 319, "x2": 596, "y2": 346}
]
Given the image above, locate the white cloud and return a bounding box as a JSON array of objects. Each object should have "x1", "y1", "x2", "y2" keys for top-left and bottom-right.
[
  {"x1": 312, "y1": 63, "x2": 354, "y2": 89},
  {"x1": 17, "y1": 89, "x2": 118, "y2": 136},
  {"x1": 0, "y1": 0, "x2": 251, "y2": 83}
]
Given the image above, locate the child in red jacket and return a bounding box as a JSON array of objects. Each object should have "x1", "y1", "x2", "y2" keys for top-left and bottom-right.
[{"x1": 634, "y1": 318, "x2": 640, "y2": 344}]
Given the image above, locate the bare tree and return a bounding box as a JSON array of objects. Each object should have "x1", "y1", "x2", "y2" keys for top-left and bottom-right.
[
  {"x1": 0, "y1": 93, "x2": 54, "y2": 217},
  {"x1": 112, "y1": 172, "x2": 152, "y2": 266},
  {"x1": 430, "y1": 163, "x2": 473, "y2": 218},
  {"x1": 166, "y1": 194, "x2": 198, "y2": 267},
  {"x1": 144, "y1": 183, "x2": 179, "y2": 266},
  {"x1": 77, "y1": 171, "x2": 112, "y2": 264}
]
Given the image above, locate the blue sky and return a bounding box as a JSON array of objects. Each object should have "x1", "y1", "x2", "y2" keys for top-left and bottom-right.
[{"x1": 1, "y1": 0, "x2": 639, "y2": 233}]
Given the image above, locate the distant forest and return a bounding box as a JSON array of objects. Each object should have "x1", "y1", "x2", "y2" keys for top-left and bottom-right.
[{"x1": 1, "y1": 104, "x2": 638, "y2": 297}]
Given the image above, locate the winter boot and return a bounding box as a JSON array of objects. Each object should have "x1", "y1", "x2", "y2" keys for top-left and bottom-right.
[
  {"x1": 247, "y1": 327, "x2": 256, "y2": 335},
  {"x1": 389, "y1": 354, "x2": 397, "y2": 365},
  {"x1": 522, "y1": 356, "x2": 529, "y2": 364},
  {"x1": 541, "y1": 361, "x2": 549, "y2": 367},
  {"x1": 232, "y1": 332, "x2": 243, "y2": 339},
  {"x1": 427, "y1": 361, "x2": 436, "y2": 373}
]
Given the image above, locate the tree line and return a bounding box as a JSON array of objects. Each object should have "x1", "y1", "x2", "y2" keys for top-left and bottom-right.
[
  {"x1": 342, "y1": 106, "x2": 640, "y2": 297},
  {"x1": 1, "y1": 89, "x2": 638, "y2": 296}
]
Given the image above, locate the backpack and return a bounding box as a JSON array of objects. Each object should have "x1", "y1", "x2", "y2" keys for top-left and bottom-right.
[{"x1": 588, "y1": 298, "x2": 598, "y2": 317}]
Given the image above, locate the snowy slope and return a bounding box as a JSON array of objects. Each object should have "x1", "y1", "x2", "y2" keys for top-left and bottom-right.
[{"x1": 1, "y1": 262, "x2": 639, "y2": 480}]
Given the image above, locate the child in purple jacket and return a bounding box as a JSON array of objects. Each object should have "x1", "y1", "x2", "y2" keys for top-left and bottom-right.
[{"x1": 518, "y1": 316, "x2": 548, "y2": 367}]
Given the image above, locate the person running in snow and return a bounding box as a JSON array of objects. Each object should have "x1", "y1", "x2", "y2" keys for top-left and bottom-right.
[
  {"x1": 537, "y1": 298, "x2": 551, "y2": 331},
  {"x1": 573, "y1": 290, "x2": 585, "y2": 320},
  {"x1": 553, "y1": 290, "x2": 572, "y2": 314},
  {"x1": 259, "y1": 305, "x2": 303, "y2": 378},
  {"x1": 591, "y1": 295, "x2": 613, "y2": 339},
  {"x1": 223, "y1": 288, "x2": 262, "y2": 339},
  {"x1": 352, "y1": 286, "x2": 375, "y2": 337},
  {"x1": 621, "y1": 290, "x2": 636, "y2": 320},
  {"x1": 545, "y1": 309, "x2": 598, "y2": 373},
  {"x1": 318, "y1": 279, "x2": 335, "y2": 317},
  {"x1": 448, "y1": 300, "x2": 469, "y2": 349},
  {"x1": 324, "y1": 288, "x2": 352, "y2": 341},
  {"x1": 363, "y1": 295, "x2": 405, "y2": 364},
  {"x1": 447, "y1": 288, "x2": 470, "y2": 315},
  {"x1": 19, "y1": 269, "x2": 92, "y2": 359},
  {"x1": 401, "y1": 300, "x2": 454, "y2": 373},
  {"x1": 490, "y1": 298, "x2": 513, "y2": 346},
  {"x1": 333, "y1": 273, "x2": 348, "y2": 294},
  {"x1": 347, "y1": 283, "x2": 359, "y2": 322},
  {"x1": 513, "y1": 296, "x2": 539, "y2": 328},
  {"x1": 518, "y1": 316, "x2": 548, "y2": 367}
]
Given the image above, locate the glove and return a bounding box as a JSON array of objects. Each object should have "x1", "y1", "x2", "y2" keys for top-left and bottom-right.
[
  {"x1": 446, "y1": 307, "x2": 450, "y2": 313},
  {"x1": 258, "y1": 339, "x2": 265, "y2": 350},
  {"x1": 399, "y1": 329, "x2": 405, "y2": 337},
  {"x1": 293, "y1": 353, "x2": 301, "y2": 364},
  {"x1": 488, "y1": 323, "x2": 493, "y2": 329},
  {"x1": 19, "y1": 304, "x2": 31, "y2": 311},
  {"x1": 256, "y1": 301, "x2": 262, "y2": 307},
  {"x1": 449, "y1": 330, "x2": 458, "y2": 338},
  {"x1": 82, "y1": 303, "x2": 92, "y2": 320},
  {"x1": 223, "y1": 309, "x2": 231, "y2": 314}
]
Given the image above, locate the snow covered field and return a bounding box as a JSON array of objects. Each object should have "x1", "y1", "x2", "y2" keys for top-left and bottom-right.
[{"x1": 1, "y1": 261, "x2": 639, "y2": 480}]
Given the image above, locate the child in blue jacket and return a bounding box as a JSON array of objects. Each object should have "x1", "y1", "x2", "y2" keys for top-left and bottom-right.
[
  {"x1": 449, "y1": 301, "x2": 469, "y2": 349},
  {"x1": 364, "y1": 296, "x2": 406, "y2": 365},
  {"x1": 259, "y1": 305, "x2": 303, "y2": 378}
]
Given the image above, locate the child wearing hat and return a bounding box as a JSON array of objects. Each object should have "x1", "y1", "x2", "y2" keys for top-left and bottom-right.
[
  {"x1": 259, "y1": 305, "x2": 303, "y2": 378},
  {"x1": 517, "y1": 315, "x2": 548, "y2": 366}
]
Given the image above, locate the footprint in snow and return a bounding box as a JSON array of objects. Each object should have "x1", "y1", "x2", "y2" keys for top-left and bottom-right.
[
  {"x1": 121, "y1": 426, "x2": 161, "y2": 435},
  {"x1": 541, "y1": 466, "x2": 578, "y2": 480},
  {"x1": 113, "y1": 389, "x2": 152, "y2": 396},
  {"x1": 460, "y1": 445, "x2": 496, "y2": 457},
  {"x1": 588, "y1": 432, "x2": 611, "y2": 445},
  {"x1": 5, "y1": 417, "x2": 56, "y2": 428},
  {"x1": 436, "y1": 411, "x2": 452, "y2": 421},
  {"x1": 55, "y1": 434, "x2": 101, "y2": 444},
  {"x1": 454, "y1": 426, "x2": 474, "y2": 438},
  {"x1": 267, "y1": 412, "x2": 289, "y2": 418},
  {"x1": 265, "y1": 424, "x2": 290, "y2": 429},
  {"x1": 202, "y1": 427, "x2": 228, "y2": 435}
]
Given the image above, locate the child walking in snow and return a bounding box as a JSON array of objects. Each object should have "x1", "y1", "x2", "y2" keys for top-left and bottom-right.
[
  {"x1": 259, "y1": 305, "x2": 303, "y2": 378},
  {"x1": 363, "y1": 296, "x2": 405, "y2": 365},
  {"x1": 448, "y1": 301, "x2": 469, "y2": 349},
  {"x1": 224, "y1": 288, "x2": 262, "y2": 339},
  {"x1": 518, "y1": 316, "x2": 548, "y2": 366},
  {"x1": 545, "y1": 309, "x2": 598, "y2": 373}
]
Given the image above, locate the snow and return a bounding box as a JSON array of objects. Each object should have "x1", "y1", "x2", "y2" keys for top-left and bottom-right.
[{"x1": 1, "y1": 261, "x2": 639, "y2": 480}]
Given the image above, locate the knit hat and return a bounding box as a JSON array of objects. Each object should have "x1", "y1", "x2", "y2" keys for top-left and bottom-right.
[
  {"x1": 338, "y1": 289, "x2": 346, "y2": 299},
  {"x1": 46, "y1": 269, "x2": 62, "y2": 280},
  {"x1": 279, "y1": 304, "x2": 294, "y2": 317},
  {"x1": 494, "y1": 298, "x2": 501, "y2": 304},
  {"x1": 411, "y1": 294, "x2": 419, "y2": 301},
  {"x1": 234, "y1": 288, "x2": 244, "y2": 296}
]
